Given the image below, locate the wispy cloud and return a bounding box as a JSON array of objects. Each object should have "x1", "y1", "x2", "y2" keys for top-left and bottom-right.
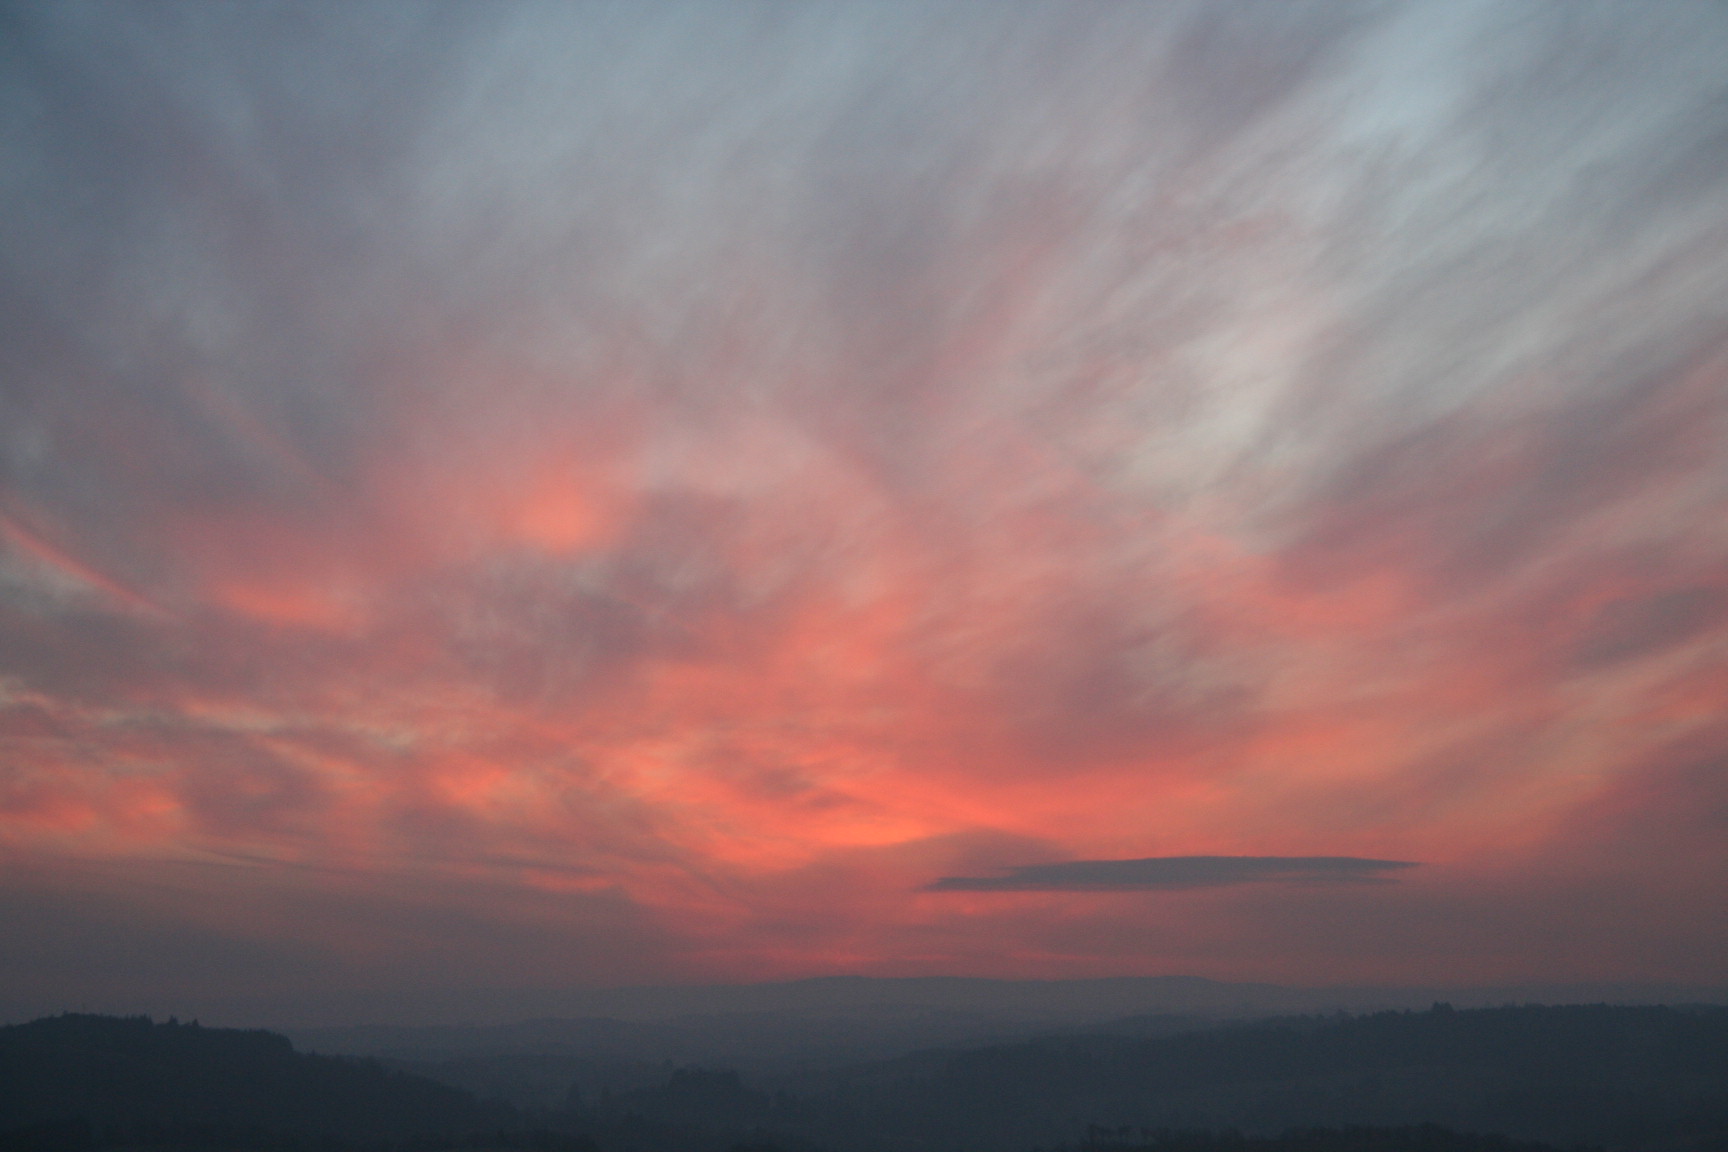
[{"x1": 0, "y1": 1, "x2": 1725, "y2": 999}]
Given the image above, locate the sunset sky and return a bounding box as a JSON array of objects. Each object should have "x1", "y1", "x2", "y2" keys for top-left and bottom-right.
[{"x1": 2, "y1": 1, "x2": 1727, "y2": 1017}]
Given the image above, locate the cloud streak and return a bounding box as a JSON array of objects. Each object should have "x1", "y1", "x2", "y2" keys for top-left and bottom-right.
[{"x1": 926, "y1": 856, "x2": 1420, "y2": 892}]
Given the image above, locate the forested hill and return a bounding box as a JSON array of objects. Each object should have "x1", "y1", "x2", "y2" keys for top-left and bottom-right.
[
  {"x1": 5, "y1": 1006, "x2": 1726, "y2": 1152},
  {"x1": 766, "y1": 1003, "x2": 1728, "y2": 1152},
  {"x1": 0, "y1": 1013, "x2": 518, "y2": 1146}
]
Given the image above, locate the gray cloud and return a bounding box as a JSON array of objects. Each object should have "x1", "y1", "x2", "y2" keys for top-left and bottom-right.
[
  {"x1": 926, "y1": 855, "x2": 1419, "y2": 892},
  {"x1": 1573, "y1": 586, "x2": 1728, "y2": 669}
]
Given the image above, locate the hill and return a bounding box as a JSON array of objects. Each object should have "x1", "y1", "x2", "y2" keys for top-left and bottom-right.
[
  {"x1": 749, "y1": 1003, "x2": 1728, "y2": 1152},
  {"x1": 0, "y1": 1013, "x2": 524, "y2": 1148},
  {"x1": 6, "y1": 1005, "x2": 1726, "y2": 1152}
]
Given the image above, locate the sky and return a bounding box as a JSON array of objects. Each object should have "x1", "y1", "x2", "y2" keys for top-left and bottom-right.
[{"x1": 2, "y1": 0, "x2": 1727, "y2": 1018}]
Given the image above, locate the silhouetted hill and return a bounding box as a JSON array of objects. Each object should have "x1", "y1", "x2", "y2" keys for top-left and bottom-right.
[
  {"x1": 760, "y1": 1004, "x2": 1728, "y2": 1152},
  {"x1": 9, "y1": 1006, "x2": 1725, "y2": 1152},
  {"x1": 0, "y1": 1014, "x2": 523, "y2": 1148}
]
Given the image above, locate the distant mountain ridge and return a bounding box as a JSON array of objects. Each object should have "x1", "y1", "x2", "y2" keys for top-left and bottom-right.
[
  {"x1": 281, "y1": 975, "x2": 1728, "y2": 1071},
  {"x1": 14, "y1": 974, "x2": 1722, "y2": 1035}
]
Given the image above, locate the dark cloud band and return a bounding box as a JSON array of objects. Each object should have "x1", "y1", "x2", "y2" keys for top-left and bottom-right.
[{"x1": 925, "y1": 856, "x2": 1420, "y2": 892}]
